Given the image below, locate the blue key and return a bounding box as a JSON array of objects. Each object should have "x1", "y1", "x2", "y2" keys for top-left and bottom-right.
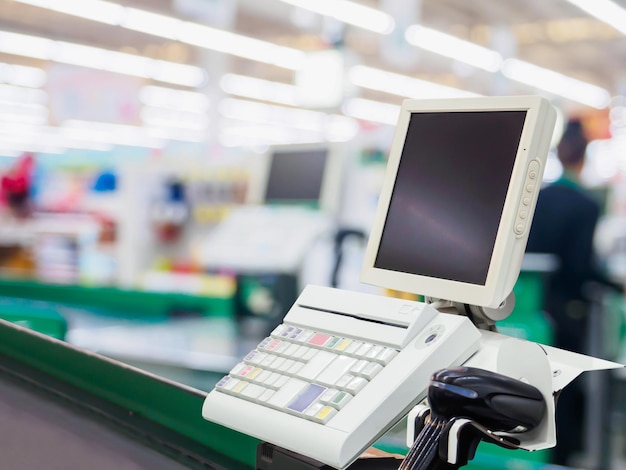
[{"x1": 287, "y1": 384, "x2": 326, "y2": 413}]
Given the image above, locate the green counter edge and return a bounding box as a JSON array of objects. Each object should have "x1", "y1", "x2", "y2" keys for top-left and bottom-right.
[{"x1": 0, "y1": 319, "x2": 259, "y2": 467}]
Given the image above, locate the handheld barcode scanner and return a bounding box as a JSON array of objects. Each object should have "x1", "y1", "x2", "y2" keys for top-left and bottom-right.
[{"x1": 402, "y1": 367, "x2": 546, "y2": 470}]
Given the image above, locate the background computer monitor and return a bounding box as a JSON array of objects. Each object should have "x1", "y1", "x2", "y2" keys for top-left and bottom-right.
[
  {"x1": 247, "y1": 143, "x2": 344, "y2": 213},
  {"x1": 361, "y1": 96, "x2": 556, "y2": 308}
]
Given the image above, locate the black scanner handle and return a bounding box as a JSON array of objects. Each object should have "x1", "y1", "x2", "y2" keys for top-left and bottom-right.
[
  {"x1": 400, "y1": 367, "x2": 547, "y2": 470},
  {"x1": 428, "y1": 366, "x2": 546, "y2": 433}
]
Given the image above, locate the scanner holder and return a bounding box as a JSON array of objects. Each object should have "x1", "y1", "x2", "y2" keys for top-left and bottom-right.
[
  {"x1": 425, "y1": 291, "x2": 516, "y2": 330},
  {"x1": 410, "y1": 403, "x2": 526, "y2": 469}
]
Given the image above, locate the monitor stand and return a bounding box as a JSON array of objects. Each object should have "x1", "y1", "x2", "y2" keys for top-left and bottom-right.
[{"x1": 425, "y1": 292, "x2": 516, "y2": 331}]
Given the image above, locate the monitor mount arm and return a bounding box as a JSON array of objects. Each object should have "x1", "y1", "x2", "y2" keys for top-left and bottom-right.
[{"x1": 425, "y1": 291, "x2": 516, "y2": 331}]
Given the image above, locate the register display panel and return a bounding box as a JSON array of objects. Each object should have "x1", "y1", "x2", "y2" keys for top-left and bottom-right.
[
  {"x1": 361, "y1": 96, "x2": 557, "y2": 308},
  {"x1": 264, "y1": 147, "x2": 328, "y2": 205},
  {"x1": 246, "y1": 143, "x2": 344, "y2": 213},
  {"x1": 375, "y1": 110, "x2": 526, "y2": 286}
]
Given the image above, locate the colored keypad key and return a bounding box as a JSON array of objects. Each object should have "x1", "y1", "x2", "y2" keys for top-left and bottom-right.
[{"x1": 217, "y1": 322, "x2": 400, "y2": 427}]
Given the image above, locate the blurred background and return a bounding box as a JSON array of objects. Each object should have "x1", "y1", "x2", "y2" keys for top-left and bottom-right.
[{"x1": 1, "y1": 0, "x2": 626, "y2": 468}]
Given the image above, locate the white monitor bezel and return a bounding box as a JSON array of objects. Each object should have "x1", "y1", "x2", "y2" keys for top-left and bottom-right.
[
  {"x1": 360, "y1": 96, "x2": 556, "y2": 308},
  {"x1": 246, "y1": 142, "x2": 344, "y2": 213}
]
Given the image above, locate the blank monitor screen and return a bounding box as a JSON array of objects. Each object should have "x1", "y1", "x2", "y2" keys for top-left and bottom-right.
[
  {"x1": 264, "y1": 148, "x2": 328, "y2": 205},
  {"x1": 374, "y1": 110, "x2": 527, "y2": 285}
]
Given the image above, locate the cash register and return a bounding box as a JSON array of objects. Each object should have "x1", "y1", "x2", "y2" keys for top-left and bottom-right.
[{"x1": 202, "y1": 96, "x2": 621, "y2": 469}]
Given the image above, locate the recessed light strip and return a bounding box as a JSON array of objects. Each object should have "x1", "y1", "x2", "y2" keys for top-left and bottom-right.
[
  {"x1": 342, "y1": 98, "x2": 400, "y2": 126},
  {"x1": 279, "y1": 0, "x2": 395, "y2": 34},
  {"x1": 405, "y1": 25, "x2": 503, "y2": 72},
  {"x1": 349, "y1": 65, "x2": 480, "y2": 99},
  {"x1": 502, "y1": 58, "x2": 611, "y2": 109},
  {"x1": 0, "y1": 62, "x2": 46, "y2": 87},
  {"x1": 563, "y1": 0, "x2": 626, "y2": 35},
  {"x1": 220, "y1": 74, "x2": 299, "y2": 106},
  {"x1": 0, "y1": 31, "x2": 206, "y2": 87},
  {"x1": 12, "y1": 0, "x2": 306, "y2": 70}
]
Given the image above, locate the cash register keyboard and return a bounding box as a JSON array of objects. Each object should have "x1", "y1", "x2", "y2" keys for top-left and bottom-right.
[
  {"x1": 202, "y1": 285, "x2": 481, "y2": 469},
  {"x1": 214, "y1": 323, "x2": 399, "y2": 424}
]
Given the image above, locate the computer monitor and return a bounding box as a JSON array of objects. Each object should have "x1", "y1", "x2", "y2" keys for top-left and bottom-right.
[
  {"x1": 361, "y1": 96, "x2": 556, "y2": 308},
  {"x1": 246, "y1": 143, "x2": 343, "y2": 213}
]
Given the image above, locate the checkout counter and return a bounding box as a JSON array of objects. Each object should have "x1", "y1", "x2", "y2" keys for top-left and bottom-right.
[{"x1": 0, "y1": 256, "x2": 562, "y2": 469}]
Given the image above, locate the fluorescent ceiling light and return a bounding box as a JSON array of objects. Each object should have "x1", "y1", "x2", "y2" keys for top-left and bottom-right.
[
  {"x1": 342, "y1": 98, "x2": 400, "y2": 126},
  {"x1": 139, "y1": 86, "x2": 210, "y2": 113},
  {"x1": 221, "y1": 125, "x2": 308, "y2": 145},
  {"x1": 12, "y1": 0, "x2": 307, "y2": 70},
  {"x1": 219, "y1": 98, "x2": 358, "y2": 141},
  {"x1": 149, "y1": 61, "x2": 206, "y2": 88},
  {"x1": 220, "y1": 74, "x2": 298, "y2": 106},
  {"x1": 123, "y1": 8, "x2": 182, "y2": 40},
  {"x1": 0, "y1": 62, "x2": 46, "y2": 88},
  {"x1": 0, "y1": 110, "x2": 47, "y2": 125},
  {"x1": 179, "y1": 23, "x2": 305, "y2": 70},
  {"x1": 279, "y1": 0, "x2": 395, "y2": 34},
  {"x1": 145, "y1": 127, "x2": 207, "y2": 143},
  {"x1": 141, "y1": 107, "x2": 210, "y2": 131},
  {"x1": 0, "y1": 31, "x2": 53, "y2": 60},
  {"x1": 405, "y1": 25, "x2": 503, "y2": 72},
  {"x1": 0, "y1": 84, "x2": 48, "y2": 104},
  {"x1": 0, "y1": 123, "x2": 112, "y2": 152},
  {"x1": 220, "y1": 98, "x2": 328, "y2": 131},
  {"x1": 502, "y1": 58, "x2": 611, "y2": 109},
  {"x1": 0, "y1": 31, "x2": 206, "y2": 87},
  {"x1": 563, "y1": 0, "x2": 626, "y2": 35},
  {"x1": 349, "y1": 65, "x2": 480, "y2": 99},
  {"x1": 0, "y1": 101, "x2": 48, "y2": 119}
]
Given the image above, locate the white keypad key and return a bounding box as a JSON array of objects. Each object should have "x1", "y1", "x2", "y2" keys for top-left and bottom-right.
[
  {"x1": 285, "y1": 343, "x2": 300, "y2": 356},
  {"x1": 319, "y1": 388, "x2": 339, "y2": 404},
  {"x1": 297, "y1": 350, "x2": 337, "y2": 380},
  {"x1": 302, "y1": 348, "x2": 317, "y2": 361},
  {"x1": 230, "y1": 362, "x2": 246, "y2": 375},
  {"x1": 267, "y1": 378, "x2": 308, "y2": 408},
  {"x1": 259, "y1": 389, "x2": 275, "y2": 402},
  {"x1": 296, "y1": 331, "x2": 314, "y2": 343},
  {"x1": 345, "y1": 377, "x2": 367, "y2": 394},
  {"x1": 316, "y1": 356, "x2": 358, "y2": 386},
  {"x1": 288, "y1": 361, "x2": 304, "y2": 375},
  {"x1": 350, "y1": 359, "x2": 369, "y2": 375},
  {"x1": 241, "y1": 383, "x2": 266, "y2": 400},
  {"x1": 264, "y1": 372, "x2": 280, "y2": 387},
  {"x1": 344, "y1": 341, "x2": 361, "y2": 354},
  {"x1": 274, "y1": 375, "x2": 289, "y2": 388},
  {"x1": 278, "y1": 359, "x2": 295, "y2": 372},
  {"x1": 355, "y1": 343, "x2": 373, "y2": 357},
  {"x1": 365, "y1": 345, "x2": 384, "y2": 361},
  {"x1": 257, "y1": 370, "x2": 272, "y2": 383},
  {"x1": 292, "y1": 345, "x2": 309, "y2": 359},
  {"x1": 275, "y1": 342, "x2": 290, "y2": 355},
  {"x1": 248, "y1": 352, "x2": 268, "y2": 365},
  {"x1": 360, "y1": 362, "x2": 383, "y2": 380},
  {"x1": 261, "y1": 355, "x2": 277, "y2": 367},
  {"x1": 271, "y1": 357, "x2": 286, "y2": 370},
  {"x1": 304, "y1": 402, "x2": 324, "y2": 419},
  {"x1": 376, "y1": 348, "x2": 398, "y2": 365}
]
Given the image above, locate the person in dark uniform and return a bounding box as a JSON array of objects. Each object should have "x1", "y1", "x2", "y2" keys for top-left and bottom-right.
[{"x1": 526, "y1": 118, "x2": 623, "y2": 466}]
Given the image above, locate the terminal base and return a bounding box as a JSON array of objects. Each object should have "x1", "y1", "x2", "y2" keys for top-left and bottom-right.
[{"x1": 256, "y1": 443, "x2": 401, "y2": 470}]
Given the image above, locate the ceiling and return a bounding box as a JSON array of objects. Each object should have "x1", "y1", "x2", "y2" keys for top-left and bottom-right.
[{"x1": 1, "y1": 0, "x2": 626, "y2": 114}]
